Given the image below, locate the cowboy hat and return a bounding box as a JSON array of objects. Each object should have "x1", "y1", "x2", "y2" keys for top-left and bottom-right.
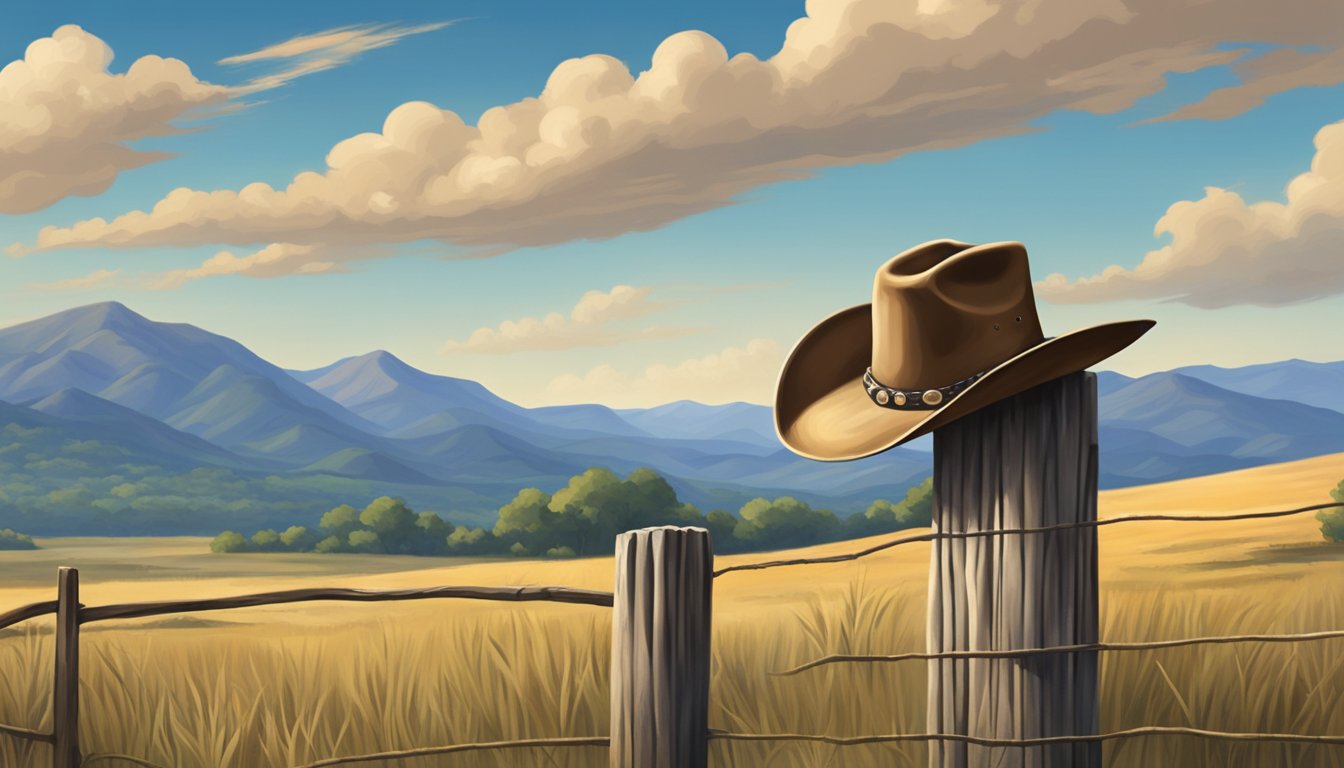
[{"x1": 774, "y1": 239, "x2": 1153, "y2": 461}]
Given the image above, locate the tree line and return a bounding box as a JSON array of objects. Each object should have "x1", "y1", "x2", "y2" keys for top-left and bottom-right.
[{"x1": 211, "y1": 466, "x2": 933, "y2": 557}]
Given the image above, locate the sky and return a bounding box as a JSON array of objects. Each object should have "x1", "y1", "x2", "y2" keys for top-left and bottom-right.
[{"x1": 2, "y1": 0, "x2": 1342, "y2": 408}]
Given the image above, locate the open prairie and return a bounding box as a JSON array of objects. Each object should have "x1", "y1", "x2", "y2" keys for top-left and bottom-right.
[{"x1": 2, "y1": 453, "x2": 1343, "y2": 767}]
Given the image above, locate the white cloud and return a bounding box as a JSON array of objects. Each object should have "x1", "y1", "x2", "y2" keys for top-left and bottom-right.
[
  {"x1": 1037, "y1": 118, "x2": 1344, "y2": 309},
  {"x1": 23, "y1": 0, "x2": 1342, "y2": 257},
  {"x1": 221, "y1": 21, "x2": 456, "y2": 93},
  {"x1": 30, "y1": 268, "x2": 120, "y2": 292},
  {"x1": 147, "y1": 242, "x2": 360, "y2": 289},
  {"x1": 544, "y1": 338, "x2": 782, "y2": 407},
  {"x1": 0, "y1": 22, "x2": 456, "y2": 216},
  {"x1": 444, "y1": 284, "x2": 695, "y2": 353},
  {"x1": 0, "y1": 25, "x2": 228, "y2": 214}
]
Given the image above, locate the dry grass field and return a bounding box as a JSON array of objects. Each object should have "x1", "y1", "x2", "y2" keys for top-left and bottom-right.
[{"x1": 2, "y1": 453, "x2": 1343, "y2": 767}]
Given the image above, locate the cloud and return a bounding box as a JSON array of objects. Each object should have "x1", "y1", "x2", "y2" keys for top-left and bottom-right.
[
  {"x1": 0, "y1": 25, "x2": 228, "y2": 214},
  {"x1": 1142, "y1": 47, "x2": 1344, "y2": 124},
  {"x1": 23, "y1": 0, "x2": 1342, "y2": 257},
  {"x1": 30, "y1": 268, "x2": 120, "y2": 292},
  {"x1": 220, "y1": 21, "x2": 456, "y2": 93},
  {"x1": 1037, "y1": 118, "x2": 1344, "y2": 308},
  {"x1": 147, "y1": 242, "x2": 362, "y2": 289},
  {"x1": 444, "y1": 284, "x2": 696, "y2": 353},
  {"x1": 544, "y1": 338, "x2": 782, "y2": 407}
]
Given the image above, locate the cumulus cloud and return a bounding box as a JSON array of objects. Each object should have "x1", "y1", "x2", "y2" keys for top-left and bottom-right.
[
  {"x1": 221, "y1": 21, "x2": 456, "y2": 93},
  {"x1": 544, "y1": 338, "x2": 782, "y2": 407},
  {"x1": 1037, "y1": 118, "x2": 1344, "y2": 308},
  {"x1": 23, "y1": 0, "x2": 1343, "y2": 257},
  {"x1": 444, "y1": 284, "x2": 696, "y2": 353},
  {"x1": 30, "y1": 268, "x2": 120, "y2": 292},
  {"x1": 0, "y1": 25, "x2": 228, "y2": 214}
]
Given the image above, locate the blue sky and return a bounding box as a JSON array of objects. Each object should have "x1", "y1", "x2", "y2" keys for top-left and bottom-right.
[{"x1": 2, "y1": 0, "x2": 1342, "y2": 406}]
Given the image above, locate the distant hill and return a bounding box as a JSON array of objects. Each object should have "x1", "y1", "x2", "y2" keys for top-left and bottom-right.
[
  {"x1": 3, "y1": 302, "x2": 1344, "y2": 534},
  {"x1": 1173, "y1": 359, "x2": 1344, "y2": 415}
]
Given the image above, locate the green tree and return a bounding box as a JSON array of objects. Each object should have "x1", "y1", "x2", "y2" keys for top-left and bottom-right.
[
  {"x1": 348, "y1": 529, "x2": 382, "y2": 553},
  {"x1": 280, "y1": 525, "x2": 316, "y2": 551},
  {"x1": 359, "y1": 497, "x2": 418, "y2": 554},
  {"x1": 250, "y1": 529, "x2": 282, "y2": 552},
  {"x1": 413, "y1": 511, "x2": 452, "y2": 555},
  {"x1": 1320, "y1": 479, "x2": 1344, "y2": 543},
  {"x1": 735, "y1": 496, "x2": 839, "y2": 550},
  {"x1": 210, "y1": 531, "x2": 249, "y2": 553},
  {"x1": 320, "y1": 504, "x2": 361, "y2": 537},
  {"x1": 447, "y1": 526, "x2": 489, "y2": 553},
  {"x1": 315, "y1": 535, "x2": 345, "y2": 554}
]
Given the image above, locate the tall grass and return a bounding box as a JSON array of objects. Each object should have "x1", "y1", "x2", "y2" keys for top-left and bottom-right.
[{"x1": 1, "y1": 577, "x2": 1342, "y2": 767}]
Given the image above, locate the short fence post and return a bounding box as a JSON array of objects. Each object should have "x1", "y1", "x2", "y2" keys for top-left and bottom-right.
[
  {"x1": 53, "y1": 566, "x2": 81, "y2": 768},
  {"x1": 927, "y1": 371, "x2": 1101, "y2": 768},
  {"x1": 609, "y1": 526, "x2": 712, "y2": 768}
]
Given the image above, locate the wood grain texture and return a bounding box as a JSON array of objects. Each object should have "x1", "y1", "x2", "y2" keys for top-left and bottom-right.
[
  {"x1": 928, "y1": 372, "x2": 1100, "y2": 768},
  {"x1": 610, "y1": 527, "x2": 712, "y2": 768},
  {"x1": 53, "y1": 567, "x2": 80, "y2": 768}
]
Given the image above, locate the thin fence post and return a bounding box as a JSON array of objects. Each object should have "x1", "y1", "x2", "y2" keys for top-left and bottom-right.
[
  {"x1": 609, "y1": 526, "x2": 712, "y2": 768},
  {"x1": 53, "y1": 566, "x2": 80, "y2": 768},
  {"x1": 927, "y1": 371, "x2": 1101, "y2": 768}
]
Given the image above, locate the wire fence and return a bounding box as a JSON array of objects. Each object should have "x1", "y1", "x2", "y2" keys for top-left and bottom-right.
[{"x1": 1, "y1": 499, "x2": 1341, "y2": 766}]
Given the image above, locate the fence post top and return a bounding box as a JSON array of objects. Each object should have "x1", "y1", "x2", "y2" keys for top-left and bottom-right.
[{"x1": 618, "y1": 525, "x2": 709, "y2": 537}]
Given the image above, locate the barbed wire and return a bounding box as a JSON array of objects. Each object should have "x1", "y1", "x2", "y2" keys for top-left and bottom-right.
[
  {"x1": 713, "y1": 501, "x2": 1344, "y2": 577},
  {"x1": 773, "y1": 628, "x2": 1344, "y2": 675}
]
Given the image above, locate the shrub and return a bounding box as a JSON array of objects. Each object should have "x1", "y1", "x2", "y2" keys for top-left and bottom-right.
[
  {"x1": 250, "y1": 529, "x2": 282, "y2": 552},
  {"x1": 314, "y1": 535, "x2": 345, "y2": 554},
  {"x1": 1320, "y1": 479, "x2": 1344, "y2": 543},
  {"x1": 546, "y1": 545, "x2": 576, "y2": 558},
  {"x1": 210, "y1": 531, "x2": 249, "y2": 553},
  {"x1": 0, "y1": 528, "x2": 38, "y2": 550}
]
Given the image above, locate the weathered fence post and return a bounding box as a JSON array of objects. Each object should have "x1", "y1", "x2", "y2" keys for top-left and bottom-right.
[
  {"x1": 53, "y1": 566, "x2": 80, "y2": 768},
  {"x1": 610, "y1": 526, "x2": 712, "y2": 768},
  {"x1": 928, "y1": 371, "x2": 1100, "y2": 768}
]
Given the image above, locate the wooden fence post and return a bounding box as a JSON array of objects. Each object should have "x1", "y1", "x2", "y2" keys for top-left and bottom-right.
[
  {"x1": 927, "y1": 371, "x2": 1100, "y2": 768},
  {"x1": 54, "y1": 566, "x2": 80, "y2": 768},
  {"x1": 609, "y1": 526, "x2": 712, "y2": 768}
]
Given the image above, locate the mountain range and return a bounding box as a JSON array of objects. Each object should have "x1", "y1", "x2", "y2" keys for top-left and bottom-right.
[{"x1": 2, "y1": 302, "x2": 1343, "y2": 535}]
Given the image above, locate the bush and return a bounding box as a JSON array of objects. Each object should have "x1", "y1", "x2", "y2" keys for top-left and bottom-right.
[
  {"x1": 250, "y1": 529, "x2": 282, "y2": 552},
  {"x1": 348, "y1": 529, "x2": 381, "y2": 553},
  {"x1": 0, "y1": 528, "x2": 38, "y2": 550},
  {"x1": 280, "y1": 525, "x2": 316, "y2": 550},
  {"x1": 210, "y1": 531, "x2": 249, "y2": 553},
  {"x1": 546, "y1": 545, "x2": 577, "y2": 558},
  {"x1": 1320, "y1": 479, "x2": 1344, "y2": 543},
  {"x1": 314, "y1": 535, "x2": 345, "y2": 553}
]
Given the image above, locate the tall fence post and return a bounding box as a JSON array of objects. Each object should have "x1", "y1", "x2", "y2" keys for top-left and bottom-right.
[
  {"x1": 927, "y1": 371, "x2": 1100, "y2": 768},
  {"x1": 53, "y1": 566, "x2": 80, "y2": 768},
  {"x1": 609, "y1": 526, "x2": 712, "y2": 768}
]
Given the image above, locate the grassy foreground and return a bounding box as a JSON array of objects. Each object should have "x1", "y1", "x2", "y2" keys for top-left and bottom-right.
[{"x1": 2, "y1": 453, "x2": 1343, "y2": 767}]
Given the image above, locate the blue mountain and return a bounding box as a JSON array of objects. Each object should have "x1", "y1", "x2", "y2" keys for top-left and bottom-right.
[{"x1": 1172, "y1": 359, "x2": 1344, "y2": 415}]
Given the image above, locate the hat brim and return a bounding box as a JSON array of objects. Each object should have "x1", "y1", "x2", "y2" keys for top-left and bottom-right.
[{"x1": 774, "y1": 305, "x2": 1154, "y2": 461}]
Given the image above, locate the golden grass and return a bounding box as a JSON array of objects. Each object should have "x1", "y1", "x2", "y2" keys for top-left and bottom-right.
[{"x1": 1, "y1": 452, "x2": 1343, "y2": 767}]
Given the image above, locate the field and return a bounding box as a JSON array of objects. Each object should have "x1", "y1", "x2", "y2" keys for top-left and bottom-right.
[{"x1": 2, "y1": 453, "x2": 1343, "y2": 767}]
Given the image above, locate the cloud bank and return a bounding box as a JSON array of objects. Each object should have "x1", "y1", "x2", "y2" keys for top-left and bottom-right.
[
  {"x1": 1037, "y1": 118, "x2": 1344, "y2": 308},
  {"x1": 444, "y1": 284, "x2": 694, "y2": 353},
  {"x1": 544, "y1": 338, "x2": 782, "y2": 407},
  {"x1": 25, "y1": 0, "x2": 1344, "y2": 258}
]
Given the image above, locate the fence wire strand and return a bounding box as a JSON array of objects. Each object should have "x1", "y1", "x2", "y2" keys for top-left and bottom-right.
[
  {"x1": 713, "y1": 500, "x2": 1344, "y2": 577},
  {"x1": 289, "y1": 736, "x2": 610, "y2": 767},
  {"x1": 0, "y1": 720, "x2": 52, "y2": 744},
  {"x1": 708, "y1": 726, "x2": 1344, "y2": 747},
  {"x1": 774, "y1": 628, "x2": 1344, "y2": 675}
]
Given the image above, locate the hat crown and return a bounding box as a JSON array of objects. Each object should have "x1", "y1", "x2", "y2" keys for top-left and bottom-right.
[{"x1": 870, "y1": 240, "x2": 1044, "y2": 389}]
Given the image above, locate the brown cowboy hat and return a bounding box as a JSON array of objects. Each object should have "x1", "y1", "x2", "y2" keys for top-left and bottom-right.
[{"x1": 775, "y1": 239, "x2": 1154, "y2": 461}]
